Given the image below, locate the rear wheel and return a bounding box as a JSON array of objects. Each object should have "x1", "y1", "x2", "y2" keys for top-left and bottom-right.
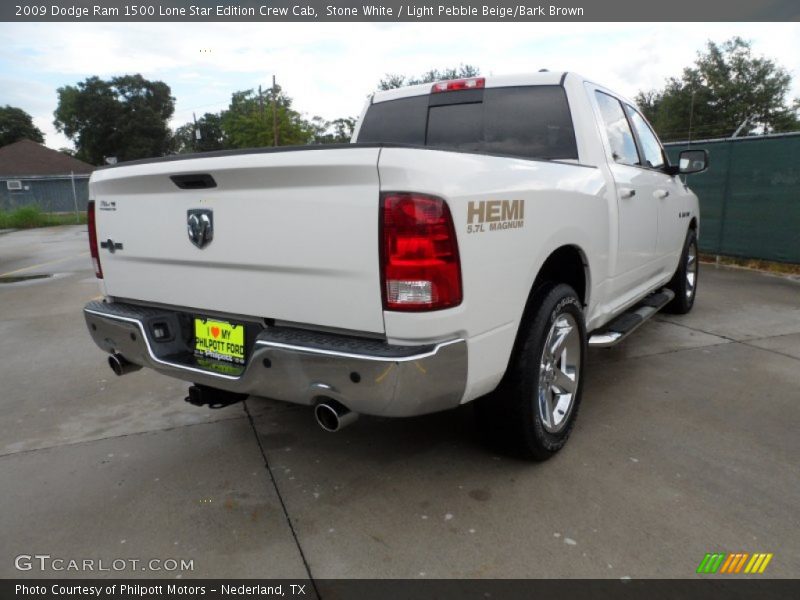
[
  {"x1": 664, "y1": 229, "x2": 698, "y2": 314},
  {"x1": 477, "y1": 283, "x2": 587, "y2": 461}
]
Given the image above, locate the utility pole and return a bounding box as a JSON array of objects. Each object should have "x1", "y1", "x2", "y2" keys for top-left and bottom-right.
[
  {"x1": 192, "y1": 112, "x2": 200, "y2": 151},
  {"x1": 272, "y1": 75, "x2": 279, "y2": 147},
  {"x1": 732, "y1": 116, "x2": 750, "y2": 138},
  {"x1": 70, "y1": 171, "x2": 79, "y2": 223},
  {"x1": 257, "y1": 85, "x2": 265, "y2": 145}
]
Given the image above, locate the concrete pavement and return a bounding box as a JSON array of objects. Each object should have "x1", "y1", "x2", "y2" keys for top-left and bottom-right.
[{"x1": 1, "y1": 226, "x2": 798, "y2": 579}]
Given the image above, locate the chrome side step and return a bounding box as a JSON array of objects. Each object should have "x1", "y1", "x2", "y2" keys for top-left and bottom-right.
[{"x1": 588, "y1": 288, "x2": 675, "y2": 348}]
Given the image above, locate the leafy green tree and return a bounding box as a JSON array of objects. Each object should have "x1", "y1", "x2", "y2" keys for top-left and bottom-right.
[
  {"x1": 378, "y1": 64, "x2": 480, "y2": 91},
  {"x1": 330, "y1": 117, "x2": 356, "y2": 142},
  {"x1": 378, "y1": 74, "x2": 407, "y2": 91},
  {"x1": 54, "y1": 74, "x2": 175, "y2": 164},
  {"x1": 172, "y1": 122, "x2": 198, "y2": 154},
  {"x1": 171, "y1": 84, "x2": 333, "y2": 152},
  {"x1": 309, "y1": 116, "x2": 356, "y2": 144},
  {"x1": 637, "y1": 38, "x2": 799, "y2": 141},
  {"x1": 220, "y1": 86, "x2": 313, "y2": 148},
  {"x1": 172, "y1": 112, "x2": 226, "y2": 154},
  {"x1": 0, "y1": 105, "x2": 45, "y2": 146}
]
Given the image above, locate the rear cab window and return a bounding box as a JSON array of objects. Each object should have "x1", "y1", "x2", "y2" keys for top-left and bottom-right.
[{"x1": 357, "y1": 85, "x2": 578, "y2": 161}]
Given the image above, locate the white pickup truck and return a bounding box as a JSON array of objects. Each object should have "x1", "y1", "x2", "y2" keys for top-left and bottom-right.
[{"x1": 84, "y1": 71, "x2": 707, "y2": 460}]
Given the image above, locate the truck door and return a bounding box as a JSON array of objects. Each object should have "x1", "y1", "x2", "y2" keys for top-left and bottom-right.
[
  {"x1": 592, "y1": 89, "x2": 660, "y2": 298},
  {"x1": 623, "y1": 104, "x2": 683, "y2": 269}
]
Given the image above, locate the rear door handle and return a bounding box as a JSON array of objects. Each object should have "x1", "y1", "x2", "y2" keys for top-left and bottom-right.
[
  {"x1": 655, "y1": 189, "x2": 670, "y2": 199},
  {"x1": 619, "y1": 188, "x2": 636, "y2": 199}
]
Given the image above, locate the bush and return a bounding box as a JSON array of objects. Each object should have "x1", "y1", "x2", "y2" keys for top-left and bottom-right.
[
  {"x1": 0, "y1": 207, "x2": 86, "y2": 229},
  {"x1": 8, "y1": 206, "x2": 44, "y2": 228}
]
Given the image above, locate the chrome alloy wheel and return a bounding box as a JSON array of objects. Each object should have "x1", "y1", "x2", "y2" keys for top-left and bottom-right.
[
  {"x1": 537, "y1": 313, "x2": 581, "y2": 433},
  {"x1": 686, "y1": 240, "x2": 698, "y2": 300}
]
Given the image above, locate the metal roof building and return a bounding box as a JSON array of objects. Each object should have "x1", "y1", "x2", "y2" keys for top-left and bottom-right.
[{"x1": 0, "y1": 139, "x2": 94, "y2": 213}]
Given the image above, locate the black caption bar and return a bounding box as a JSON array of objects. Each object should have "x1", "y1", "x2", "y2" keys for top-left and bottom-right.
[
  {"x1": 4, "y1": 579, "x2": 800, "y2": 600},
  {"x1": 2, "y1": 0, "x2": 799, "y2": 22}
]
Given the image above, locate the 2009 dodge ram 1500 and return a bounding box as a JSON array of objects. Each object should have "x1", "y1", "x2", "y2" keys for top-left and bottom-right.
[{"x1": 84, "y1": 71, "x2": 708, "y2": 460}]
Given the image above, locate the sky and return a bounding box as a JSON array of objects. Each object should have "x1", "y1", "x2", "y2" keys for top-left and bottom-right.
[{"x1": 1, "y1": 22, "x2": 799, "y2": 150}]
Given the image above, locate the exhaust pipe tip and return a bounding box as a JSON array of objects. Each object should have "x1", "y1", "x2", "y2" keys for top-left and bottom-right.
[
  {"x1": 314, "y1": 400, "x2": 358, "y2": 432},
  {"x1": 108, "y1": 353, "x2": 141, "y2": 376}
]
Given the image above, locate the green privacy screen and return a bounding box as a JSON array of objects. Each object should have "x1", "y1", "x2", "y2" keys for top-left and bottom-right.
[{"x1": 665, "y1": 133, "x2": 800, "y2": 264}]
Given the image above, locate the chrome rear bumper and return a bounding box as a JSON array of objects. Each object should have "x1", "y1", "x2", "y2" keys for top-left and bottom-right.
[{"x1": 83, "y1": 300, "x2": 467, "y2": 417}]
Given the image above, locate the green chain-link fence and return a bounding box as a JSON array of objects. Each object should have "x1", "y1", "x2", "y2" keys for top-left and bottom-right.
[{"x1": 665, "y1": 133, "x2": 800, "y2": 264}]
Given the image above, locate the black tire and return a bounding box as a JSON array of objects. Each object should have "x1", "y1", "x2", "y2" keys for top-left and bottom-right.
[
  {"x1": 664, "y1": 228, "x2": 699, "y2": 314},
  {"x1": 477, "y1": 283, "x2": 587, "y2": 461}
]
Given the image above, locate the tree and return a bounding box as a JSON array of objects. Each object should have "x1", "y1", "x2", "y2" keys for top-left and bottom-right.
[
  {"x1": 218, "y1": 85, "x2": 316, "y2": 149},
  {"x1": 378, "y1": 64, "x2": 480, "y2": 91},
  {"x1": 0, "y1": 105, "x2": 45, "y2": 146},
  {"x1": 309, "y1": 116, "x2": 356, "y2": 144},
  {"x1": 172, "y1": 112, "x2": 226, "y2": 154},
  {"x1": 329, "y1": 117, "x2": 356, "y2": 142},
  {"x1": 53, "y1": 74, "x2": 175, "y2": 164},
  {"x1": 637, "y1": 38, "x2": 799, "y2": 141},
  {"x1": 171, "y1": 83, "x2": 347, "y2": 153}
]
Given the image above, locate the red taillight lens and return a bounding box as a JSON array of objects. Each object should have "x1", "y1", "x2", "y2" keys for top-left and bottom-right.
[
  {"x1": 380, "y1": 193, "x2": 462, "y2": 311},
  {"x1": 87, "y1": 200, "x2": 103, "y2": 278},
  {"x1": 431, "y1": 77, "x2": 485, "y2": 93}
]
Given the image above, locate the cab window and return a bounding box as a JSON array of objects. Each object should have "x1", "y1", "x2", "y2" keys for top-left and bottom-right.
[
  {"x1": 625, "y1": 105, "x2": 665, "y2": 169},
  {"x1": 594, "y1": 91, "x2": 639, "y2": 166}
]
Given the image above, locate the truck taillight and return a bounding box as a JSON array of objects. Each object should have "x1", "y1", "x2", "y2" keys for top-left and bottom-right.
[
  {"x1": 431, "y1": 77, "x2": 485, "y2": 93},
  {"x1": 87, "y1": 200, "x2": 103, "y2": 278},
  {"x1": 380, "y1": 193, "x2": 462, "y2": 311}
]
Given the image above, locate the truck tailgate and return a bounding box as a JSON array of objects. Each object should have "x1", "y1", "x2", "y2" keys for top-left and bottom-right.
[{"x1": 90, "y1": 147, "x2": 385, "y2": 334}]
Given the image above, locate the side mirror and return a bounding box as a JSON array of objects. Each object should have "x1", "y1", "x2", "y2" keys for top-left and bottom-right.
[{"x1": 678, "y1": 149, "x2": 708, "y2": 174}]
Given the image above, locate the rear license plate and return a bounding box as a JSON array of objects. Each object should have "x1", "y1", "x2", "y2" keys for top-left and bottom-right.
[{"x1": 194, "y1": 317, "x2": 246, "y2": 365}]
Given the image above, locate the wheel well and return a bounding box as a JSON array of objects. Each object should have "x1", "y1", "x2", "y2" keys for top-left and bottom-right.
[
  {"x1": 502, "y1": 245, "x2": 589, "y2": 381},
  {"x1": 689, "y1": 217, "x2": 698, "y2": 231},
  {"x1": 531, "y1": 246, "x2": 588, "y2": 307}
]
